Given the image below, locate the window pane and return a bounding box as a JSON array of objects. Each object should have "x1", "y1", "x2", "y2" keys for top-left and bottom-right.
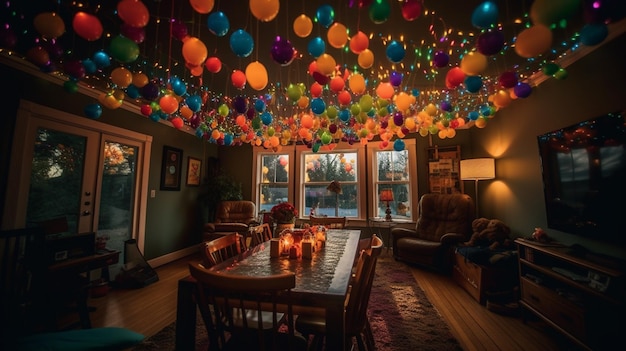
[
  {"x1": 259, "y1": 184, "x2": 289, "y2": 212},
  {"x1": 377, "y1": 150, "x2": 408, "y2": 181},
  {"x1": 262, "y1": 154, "x2": 289, "y2": 183},
  {"x1": 259, "y1": 154, "x2": 290, "y2": 213},
  {"x1": 304, "y1": 184, "x2": 358, "y2": 217},
  {"x1": 303, "y1": 152, "x2": 358, "y2": 217},
  {"x1": 376, "y1": 184, "x2": 411, "y2": 219},
  {"x1": 375, "y1": 149, "x2": 411, "y2": 220},
  {"x1": 304, "y1": 152, "x2": 357, "y2": 183}
]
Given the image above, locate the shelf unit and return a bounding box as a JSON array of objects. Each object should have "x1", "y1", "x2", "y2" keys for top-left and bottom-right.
[{"x1": 515, "y1": 239, "x2": 625, "y2": 350}]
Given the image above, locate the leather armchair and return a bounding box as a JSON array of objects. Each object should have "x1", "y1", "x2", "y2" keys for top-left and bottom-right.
[
  {"x1": 203, "y1": 201, "x2": 257, "y2": 241},
  {"x1": 391, "y1": 194, "x2": 474, "y2": 273}
]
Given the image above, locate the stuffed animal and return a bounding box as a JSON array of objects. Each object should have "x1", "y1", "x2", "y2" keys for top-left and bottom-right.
[{"x1": 465, "y1": 217, "x2": 513, "y2": 250}]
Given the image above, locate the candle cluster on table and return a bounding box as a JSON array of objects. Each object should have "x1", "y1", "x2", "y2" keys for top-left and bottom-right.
[{"x1": 271, "y1": 227, "x2": 327, "y2": 260}]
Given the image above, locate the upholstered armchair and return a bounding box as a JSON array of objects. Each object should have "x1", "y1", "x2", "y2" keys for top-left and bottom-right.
[
  {"x1": 202, "y1": 201, "x2": 257, "y2": 241},
  {"x1": 391, "y1": 193, "x2": 474, "y2": 273}
]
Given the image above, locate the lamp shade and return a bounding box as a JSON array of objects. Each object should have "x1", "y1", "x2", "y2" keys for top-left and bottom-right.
[
  {"x1": 460, "y1": 158, "x2": 495, "y2": 180},
  {"x1": 379, "y1": 189, "x2": 394, "y2": 202}
]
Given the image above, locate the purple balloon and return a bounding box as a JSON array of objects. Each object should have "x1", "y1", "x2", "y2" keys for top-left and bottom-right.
[
  {"x1": 440, "y1": 101, "x2": 452, "y2": 112},
  {"x1": 513, "y1": 82, "x2": 532, "y2": 98},
  {"x1": 233, "y1": 96, "x2": 248, "y2": 114},
  {"x1": 171, "y1": 20, "x2": 189, "y2": 41},
  {"x1": 270, "y1": 36, "x2": 295, "y2": 66},
  {"x1": 476, "y1": 30, "x2": 504, "y2": 56},
  {"x1": 393, "y1": 111, "x2": 404, "y2": 126},
  {"x1": 390, "y1": 71, "x2": 403, "y2": 87},
  {"x1": 433, "y1": 50, "x2": 449, "y2": 68},
  {"x1": 64, "y1": 59, "x2": 85, "y2": 80},
  {"x1": 141, "y1": 82, "x2": 160, "y2": 101},
  {"x1": 121, "y1": 23, "x2": 146, "y2": 43}
]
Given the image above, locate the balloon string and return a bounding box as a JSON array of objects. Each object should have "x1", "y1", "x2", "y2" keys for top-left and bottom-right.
[{"x1": 167, "y1": 0, "x2": 175, "y2": 83}]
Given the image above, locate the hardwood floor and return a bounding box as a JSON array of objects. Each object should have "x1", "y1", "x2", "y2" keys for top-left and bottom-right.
[{"x1": 88, "y1": 252, "x2": 575, "y2": 350}]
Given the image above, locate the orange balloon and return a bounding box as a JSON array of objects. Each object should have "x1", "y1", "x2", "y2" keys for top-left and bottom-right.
[
  {"x1": 316, "y1": 54, "x2": 336, "y2": 76},
  {"x1": 117, "y1": 0, "x2": 150, "y2": 28},
  {"x1": 293, "y1": 14, "x2": 313, "y2": 38},
  {"x1": 111, "y1": 67, "x2": 133, "y2": 88},
  {"x1": 250, "y1": 0, "x2": 280, "y2": 22},
  {"x1": 132, "y1": 72, "x2": 149, "y2": 87},
  {"x1": 348, "y1": 73, "x2": 366, "y2": 94},
  {"x1": 376, "y1": 82, "x2": 394, "y2": 100},
  {"x1": 189, "y1": 0, "x2": 215, "y2": 14},
  {"x1": 515, "y1": 24, "x2": 553, "y2": 58},
  {"x1": 182, "y1": 36, "x2": 207, "y2": 66},
  {"x1": 159, "y1": 95, "x2": 179, "y2": 114},
  {"x1": 460, "y1": 51, "x2": 488, "y2": 76},
  {"x1": 73, "y1": 12, "x2": 102, "y2": 41},
  {"x1": 245, "y1": 61, "x2": 268, "y2": 91},
  {"x1": 33, "y1": 12, "x2": 65, "y2": 39},
  {"x1": 327, "y1": 22, "x2": 348, "y2": 49},
  {"x1": 358, "y1": 49, "x2": 374, "y2": 69},
  {"x1": 349, "y1": 31, "x2": 369, "y2": 54},
  {"x1": 180, "y1": 106, "x2": 193, "y2": 120},
  {"x1": 300, "y1": 113, "x2": 314, "y2": 128}
]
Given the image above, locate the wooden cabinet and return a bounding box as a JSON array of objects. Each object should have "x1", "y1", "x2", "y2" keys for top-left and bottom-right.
[{"x1": 515, "y1": 239, "x2": 625, "y2": 350}]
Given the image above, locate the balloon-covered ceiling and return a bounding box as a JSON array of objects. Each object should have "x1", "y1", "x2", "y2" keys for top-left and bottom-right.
[{"x1": 1, "y1": 0, "x2": 624, "y2": 150}]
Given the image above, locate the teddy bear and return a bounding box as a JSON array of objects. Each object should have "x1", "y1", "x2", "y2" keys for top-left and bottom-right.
[{"x1": 464, "y1": 217, "x2": 513, "y2": 250}]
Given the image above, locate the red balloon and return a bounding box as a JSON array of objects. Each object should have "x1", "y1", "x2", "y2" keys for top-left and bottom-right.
[
  {"x1": 231, "y1": 70, "x2": 246, "y2": 89},
  {"x1": 205, "y1": 56, "x2": 222, "y2": 73},
  {"x1": 73, "y1": 12, "x2": 103, "y2": 41},
  {"x1": 120, "y1": 23, "x2": 145, "y2": 43},
  {"x1": 117, "y1": 0, "x2": 150, "y2": 28},
  {"x1": 401, "y1": 0, "x2": 422, "y2": 21},
  {"x1": 445, "y1": 67, "x2": 465, "y2": 88},
  {"x1": 498, "y1": 71, "x2": 518, "y2": 88}
]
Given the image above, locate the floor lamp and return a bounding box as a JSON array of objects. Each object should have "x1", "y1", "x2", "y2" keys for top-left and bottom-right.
[{"x1": 460, "y1": 158, "x2": 495, "y2": 217}]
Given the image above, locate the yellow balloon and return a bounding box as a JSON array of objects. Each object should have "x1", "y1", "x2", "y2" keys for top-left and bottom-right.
[
  {"x1": 460, "y1": 51, "x2": 488, "y2": 76},
  {"x1": 395, "y1": 92, "x2": 412, "y2": 112},
  {"x1": 327, "y1": 22, "x2": 348, "y2": 49},
  {"x1": 316, "y1": 54, "x2": 336, "y2": 76},
  {"x1": 98, "y1": 92, "x2": 122, "y2": 110},
  {"x1": 111, "y1": 67, "x2": 132, "y2": 88},
  {"x1": 182, "y1": 36, "x2": 208, "y2": 66},
  {"x1": 33, "y1": 12, "x2": 65, "y2": 39},
  {"x1": 493, "y1": 89, "x2": 513, "y2": 108},
  {"x1": 348, "y1": 73, "x2": 366, "y2": 94},
  {"x1": 189, "y1": 0, "x2": 215, "y2": 14},
  {"x1": 245, "y1": 61, "x2": 268, "y2": 91},
  {"x1": 358, "y1": 49, "x2": 374, "y2": 69},
  {"x1": 293, "y1": 14, "x2": 313, "y2": 38},
  {"x1": 250, "y1": 0, "x2": 280, "y2": 22}
]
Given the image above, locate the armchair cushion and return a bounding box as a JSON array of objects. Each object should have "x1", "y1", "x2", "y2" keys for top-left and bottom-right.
[
  {"x1": 203, "y1": 201, "x2": 257, "y2": 241},
  {"x1": 392, "y1": 194, "x2": 474, "y2": 273}
]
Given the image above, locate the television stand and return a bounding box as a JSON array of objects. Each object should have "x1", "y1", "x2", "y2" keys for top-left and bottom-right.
[{"x1": 515, "y1": 239, "x2": 625, "y2": 350}]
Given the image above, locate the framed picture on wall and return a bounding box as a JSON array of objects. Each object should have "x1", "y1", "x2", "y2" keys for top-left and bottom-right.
[
  {"x1": 427, "y1": 145, "x2": 463, "y2": 194},
  {"x1": 160, "y1": 146, "x2": 182, "y2": 191},
  {"x1": 186, "y1": 157, "x2": 202, "y2": 186}
]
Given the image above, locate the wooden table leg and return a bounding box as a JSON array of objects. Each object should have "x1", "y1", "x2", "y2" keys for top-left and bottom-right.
[
  {"x1": 325, "y1": 297, "x2": 347, "y2": 350},
  {"x1": 176, "y1": 277, "x2": 197, "y2": 351}
]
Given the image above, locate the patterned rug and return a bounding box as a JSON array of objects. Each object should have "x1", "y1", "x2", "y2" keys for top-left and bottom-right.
[{"x1": 133, "y1": 251, "x2": 462, "y2": 350}]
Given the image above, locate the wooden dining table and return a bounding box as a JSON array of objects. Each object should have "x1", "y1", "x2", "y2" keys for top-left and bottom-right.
[{"x1": 176, "y1": 229, "x2": 361, "y2": 351}]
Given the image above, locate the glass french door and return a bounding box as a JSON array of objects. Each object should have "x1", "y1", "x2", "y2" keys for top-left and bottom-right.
[{"x1": 3, "y1": 101, "x2": 151, "y2": 279}]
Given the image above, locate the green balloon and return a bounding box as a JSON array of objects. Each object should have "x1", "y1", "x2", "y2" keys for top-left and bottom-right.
[
  {"x1": 109, "y1": 35, "x2": 139, "y2": 63},
  {"x1": 326, "y1": 105, "x2": 338, "y2": 120},
  {"x1": 321, "y1": 131, "x2": 332, "y2": 144},
  {"x1": 350, "y1": 103, "x2": 361, "y2": 116},
  {"x1": 287, "y1": 84, "x2": 301, "y2": 101},
  {"x1": 359, "y1": 94, "x2": 373, "y2": 112},
  {"x1": 369, "y1": 0, "x2": 391, "y2": 24}
]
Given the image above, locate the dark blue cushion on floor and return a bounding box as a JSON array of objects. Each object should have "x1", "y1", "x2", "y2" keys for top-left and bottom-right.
[{"x1": 14, "y1": 327, "x2": 144, "y2": 351}]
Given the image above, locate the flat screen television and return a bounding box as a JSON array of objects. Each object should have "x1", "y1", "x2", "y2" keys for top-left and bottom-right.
[{"x1": 537, "y1": 111, "x2": 626, "y2": 247}]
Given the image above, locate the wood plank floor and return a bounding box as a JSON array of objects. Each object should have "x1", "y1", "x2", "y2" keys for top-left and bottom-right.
[{"x1": 87, "y1": 252, "x2": 576, "y2": 350}]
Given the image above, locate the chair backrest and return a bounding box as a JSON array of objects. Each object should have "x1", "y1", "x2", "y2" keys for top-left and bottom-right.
[
  {"x1": 214, "y1": 201, "x2": 256, "y2": 224},
  {"x1": 415, "y1": 193, "x2": 474, "y2": 242},
  {"x1": 0, "y1": 228, "x2": 47, "y2": 341},
  {"x1": 249, "y1": 223, "x2": 273, "y2": 248},
  {"x1": 344, "y1": 249, "x2": 378, "y2": 335},
  {"x1": 188, "y1": 263, "x2": 304, "y2": 351},
  {"x1": 309, "y1": 216, "x2": 347, "y2": 229},
  {"x1": 201, "y1": 233, "x2": 244, "y2": 268}
]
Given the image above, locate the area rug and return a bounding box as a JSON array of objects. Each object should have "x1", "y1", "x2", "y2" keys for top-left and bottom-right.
[{"x1": 133, "y1": 251, "x2": 462, "y2": 350}]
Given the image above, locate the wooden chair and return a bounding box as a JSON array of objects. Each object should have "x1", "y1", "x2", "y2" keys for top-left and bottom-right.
[
  {"x1": 309, "y1": 216, "x2": 347, "y2": 229},
  {"x1": 201, "y1": 233, "x2": 245, "y2": 268},
  {"x1": 249, "y1": 223, "x2": 273, "y2": 248},
  {"x1": 296, "y1": 245, "x2": 381, "y2": 351},
  {"x1": 188, "y1": 263, "x2": 307, "y2": 351}
]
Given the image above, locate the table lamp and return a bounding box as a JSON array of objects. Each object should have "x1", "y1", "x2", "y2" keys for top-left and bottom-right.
[
  {"x1": 379, "y1": 189, "x2": 394, "y2": 221},
  {"x1": 460, "y1": 158, "x2": 495, "y2": 217}
]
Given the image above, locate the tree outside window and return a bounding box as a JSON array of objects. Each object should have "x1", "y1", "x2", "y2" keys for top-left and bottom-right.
[
  {"x1": 303, "y1": 152, "x2": 358, "y2": 217},
  {"x1": 259, "y1": 154, "x2": 290, "y2": 212},
  {"x1": 375, "y1": 149, "x2": 411, "y2": 219}
]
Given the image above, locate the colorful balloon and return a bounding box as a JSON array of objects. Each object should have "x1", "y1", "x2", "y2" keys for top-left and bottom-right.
[
  {"x1": 73, "y1": 12, "x2": 102, "y2": 41},
  {"x1": 349, "y1": 31, "x2": 369, "y2": 54},
  {"x1": 358, "y1": 49, "x2": 374, "y2": 69},
  {"x1": 230, "y1": 29, "x2": 254, "y2": 57},
  {"x1": 250, "y1": 0, "x2": 280, "y2": 22},
  {"x1": 471, "y1": 1, "x2": 498, "y2": 29},
  {"x1": 205, "y1": 57, "x2": 222, "y2": 73},
  {"x1": 245, "y1": 61, "x2": 268, "y2": 91},
  {"x1": 308, "y1": 37, "x2": 326, "y2": 58},
  {"x1": 109, "y1": 35, "x2": 140, "y2": 63},
  {"x1": 190, "y1": 0, "x2": 215, "y2": 14},
  {"x1": 386, "y1": 40, "x2": 405, "y2": 63},
  {"x1": 231, "y1": 70, "x2": 246, "y2": 89},
  {"x1": 293, "y1": 14, "x2": 313, "y2": 38},
  {"x1": 327, "y1": 22, "x2": 348, "y2": 49},
  {"x1": 433, "y1": 51, "x2": 449, "y2": 68},
  {"x1": 207, "y1": 11, "x2": 230, "y2": 37},
  {"x1": 515, "y1": 24, "x2": 552, "y2": 58},
  {"x1": 33, "y1": 12, "x2": 65, "y2": 39},
  {"x1": 111, "y1": 67, "x2": 133, "y2": 88},
  {"x1": 476, "y1": 30, "x2": 504, "y2": 56},
  {"x1": 369, "y1": 0, "x2": 391, "y2": 24},
  {"x1": 182, "y1": 36, "x2": 207, "y2": 66},
  {"x1": 271, "y1": 36, "x2": 295, "y2": 65},
  {"x1": 316, "y1": 4, "x2": 335, "y2": 28},
  {"x1": 117, "y1": 0, "x2": 150, "y2": 28},
  {"x1": 401, "y1": 0, "x2": 422, "y2": 21}
]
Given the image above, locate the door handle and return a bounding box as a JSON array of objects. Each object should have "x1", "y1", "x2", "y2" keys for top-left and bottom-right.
[{"x1": 82, "y1": 210, "x2": 91, "y2": 216}]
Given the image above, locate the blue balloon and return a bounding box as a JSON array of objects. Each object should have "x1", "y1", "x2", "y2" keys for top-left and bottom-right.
[
  {"x1": 311, "y1": 98, "x2": 326, "y2": 115},
  {"x1": 186, "y1": 95, "x2": 202, "y2": 112},
  {"x1": 339, "y1": 109, "x2": 351, "y2": 122},
  {"x1": 207, "y1": 11, "x2": 230, "y2": 37},
  {"x1": 468, "y1": 111, "x2": 480, "y2": 120},
  {"x1": 195, "y1": 128, "x2": 204, "y2": 138},
  {"x1": 254, "y1": 99, "x2": 266, "y2": 112},
  {"x1": 223, "y1": 133, "x2": 233, "y2": 146},
  {"x1": 92, "y1": 50, "x2": 110, "y2": 68},
  {"x1": 82, "y1": 58, "x2": 97, "y2": 74},
  {"x1": 84, "y1": 103, "x2": 102, "y2": 119},
  {"x1": 261, "y1": 111, "x2": 273, "y2": 125},
  {"x1": 149, "y1": 111, "x2": 161, "y2": 122},
  {"x1": 230, "y1": 29, "x2": 254, "y2": 57},
  {"x1": 126, "y1": 85, "x2": 140, "y2": 99},
  {"x1": 316, "y1": 5, "x2": 335, "y2": 28},
  {"x1": 307, "y1": 37, "x2": 326, "y2": 58},
  {"x1": 580, "y1": 23, "x2": 608, "y2": 46},
  {"x1": 170, "y1": 76, "x2": 187, "y2": 96},
  {"x1": 471, "y1": 1, "x2": 498, "y2": 29},
  {"x1": 393, "y1": 139, "x2": 405, "y2": 151},
  {"x1": 465, "y1": 76, "x2": 483, "y2": 93},
  {"x1": 386, "y1": 41, "x2": 405, "y2": 63}
]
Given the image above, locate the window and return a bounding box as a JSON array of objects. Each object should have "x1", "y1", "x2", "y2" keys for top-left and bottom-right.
[
  {"x1": 256, "y1": 153, "x2": 292, "y2": 213},
  {"x1": 301, "y1": 150, "x2": 359, "y2": 218},
  {"x1": 368, "y1": 139, "x2": 417, "y2": 221}
]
